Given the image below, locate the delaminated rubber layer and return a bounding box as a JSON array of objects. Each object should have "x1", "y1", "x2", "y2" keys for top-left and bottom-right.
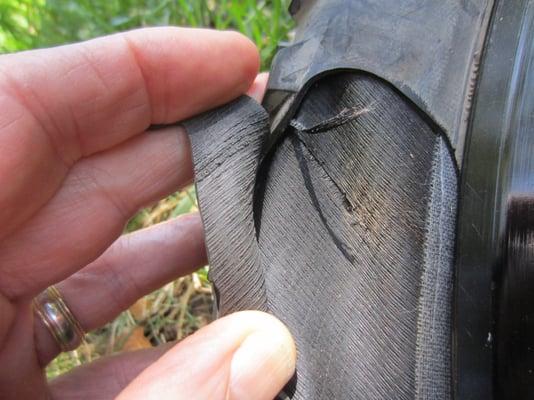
[
  {"x1": 184, "y1": 72, "x2": 457, "y2": 399},
  {"x1": 183, "y1": 96, "x2": 270, "y2": 315}
]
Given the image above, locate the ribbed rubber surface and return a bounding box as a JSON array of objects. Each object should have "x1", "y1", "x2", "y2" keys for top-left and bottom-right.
[{"x1": 185, "y1": 73, "x2": 457, "y2": 399}]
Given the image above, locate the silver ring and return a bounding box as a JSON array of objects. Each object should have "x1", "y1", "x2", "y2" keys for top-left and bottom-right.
[{"x1": 33, "y1": 286, "x2": 85, "y2": 352}]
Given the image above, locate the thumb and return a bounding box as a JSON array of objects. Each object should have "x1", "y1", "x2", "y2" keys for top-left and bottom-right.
[{"x1": 117, "y1": 311, "x2": 296, "y2": 400}]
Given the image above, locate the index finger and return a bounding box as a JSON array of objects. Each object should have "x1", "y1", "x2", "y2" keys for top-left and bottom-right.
[
  {"x1": 1, "y1": 27, "x2": 259, "y2": 156},
  {"x1": 0, "y1": 27, "x2": 259, "y2": 238}
]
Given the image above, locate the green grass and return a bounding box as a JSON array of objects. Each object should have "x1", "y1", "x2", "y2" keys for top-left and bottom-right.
[
  {"x1": 0, "y1": 0, "x2": 293, "y2": 379},
  {"x1": 0, "y1": 0, "x2": 293, "y2": 69}
]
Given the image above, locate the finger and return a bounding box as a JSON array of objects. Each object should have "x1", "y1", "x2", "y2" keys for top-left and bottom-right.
[
  {"x1": 0, "y1": 27, "x2": 258, "y2": 240},
  {"x1": 34, "y1": 214, "x2": 206, "y2": 365},
  {"x1": 49, "y1": 343, "x2": 173, "y2": 400},
  {"x1": 117, "y1": 311, "x2": 296, "y2": 400},
  {"x1": 245, "y1": 72, "x2": 269, "y2": 103},
  {"x1": 0, "y1": 126, "x2": 192, "y2": 299}
]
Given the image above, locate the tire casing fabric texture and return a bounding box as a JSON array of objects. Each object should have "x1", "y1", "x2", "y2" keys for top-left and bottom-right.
[{"x1": 184, "y1": 73, "x2": 457, "y2": 399}]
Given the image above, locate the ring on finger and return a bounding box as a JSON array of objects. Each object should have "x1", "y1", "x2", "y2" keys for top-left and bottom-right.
[{"x1": 33, "y1": 285, "x2": 85, "y2": 352}]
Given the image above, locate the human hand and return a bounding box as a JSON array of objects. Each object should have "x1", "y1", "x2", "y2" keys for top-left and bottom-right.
[{"x1": 0, "y1": 27, "x2": 296, "y2": 400}]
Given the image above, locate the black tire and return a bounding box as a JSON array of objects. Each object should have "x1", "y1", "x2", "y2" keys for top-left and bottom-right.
[{"x1": 183, "y1": 0, "x2": 534, "y2": 399}]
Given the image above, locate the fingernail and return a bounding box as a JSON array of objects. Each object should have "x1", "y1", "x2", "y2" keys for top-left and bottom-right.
[{"x1": 228, "y1": 329, "x2": 296, "y2": 400}]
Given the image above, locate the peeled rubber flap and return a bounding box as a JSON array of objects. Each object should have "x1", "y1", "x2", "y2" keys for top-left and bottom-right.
[{"x1": 183, "y1": 73, "x2": 457, "y2": 399}]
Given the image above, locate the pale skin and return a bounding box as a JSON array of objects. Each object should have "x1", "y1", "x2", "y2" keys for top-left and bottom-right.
[{"x1": 0, "y1": 28, "x2": 296, "y2": 400}]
